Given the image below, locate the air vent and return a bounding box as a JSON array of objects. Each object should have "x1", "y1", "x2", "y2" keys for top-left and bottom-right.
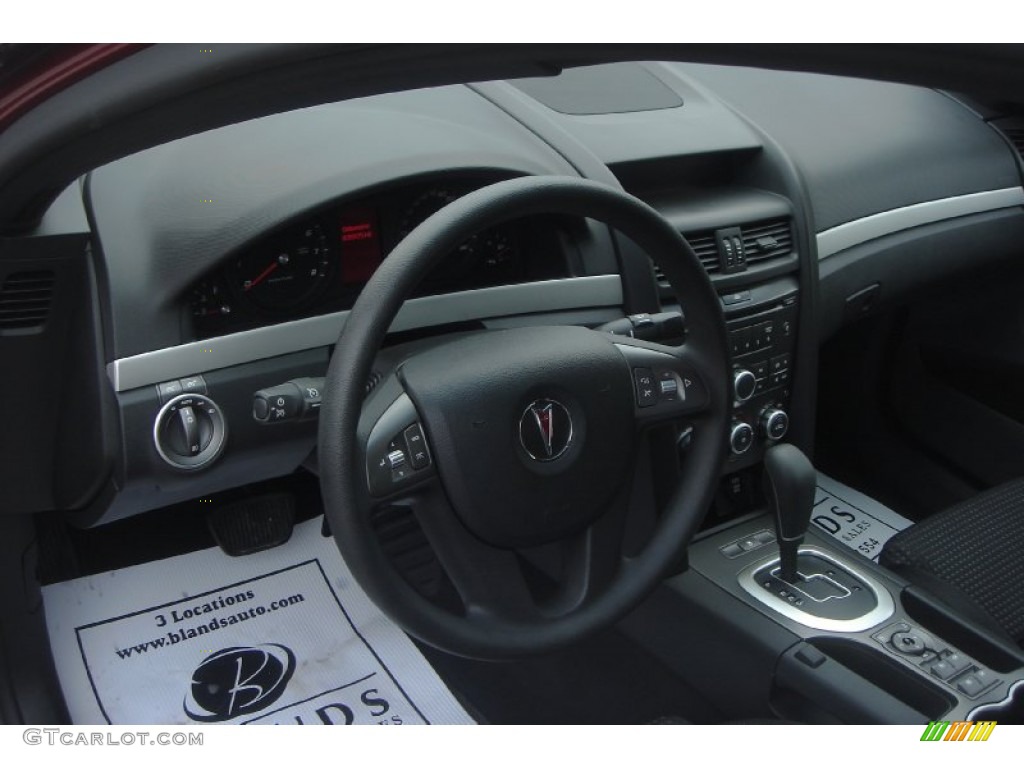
[
  {"x1": 742, "y1": 219, "x2": 794, "y2": 265},
  {"x1": 0, "y1": 270, "x2": 55, "y2": 330},
  {"x1": 1002, "y1": 127, "x2": 1024, "y2": 157},
  {"x1": 651, "y1": 229, "x2": 719, "y2": 283},
  {"x1": 686, "y1": 231, "x2": 722, "y2": 273}
]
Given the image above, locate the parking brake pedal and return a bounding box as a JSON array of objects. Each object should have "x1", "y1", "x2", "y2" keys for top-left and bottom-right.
[{"x1": 208, "y1": 493, "x2": 296, "y2": 556}]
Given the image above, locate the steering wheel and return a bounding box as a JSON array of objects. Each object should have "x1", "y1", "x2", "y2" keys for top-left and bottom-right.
[{"x1": 318, "y1": 176, "x2": 730, "y2": 659}]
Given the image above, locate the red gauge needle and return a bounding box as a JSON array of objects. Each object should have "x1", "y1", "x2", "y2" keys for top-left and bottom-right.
[{"x1": 245, "y1": 261, "x2": 279, "y2": 291}]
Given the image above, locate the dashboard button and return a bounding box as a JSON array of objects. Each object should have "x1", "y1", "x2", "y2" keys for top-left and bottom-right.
[
  {"x1": 180, "y1": 374, "x2": 207, "y2": 394},
  {"x1": 157, "y1": 379, "x2": 183, "y2": 402}
]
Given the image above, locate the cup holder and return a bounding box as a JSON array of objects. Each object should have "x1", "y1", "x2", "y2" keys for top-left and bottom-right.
[{"x1": 969, "y1": 680, "x2": 1024, "y2": 724}]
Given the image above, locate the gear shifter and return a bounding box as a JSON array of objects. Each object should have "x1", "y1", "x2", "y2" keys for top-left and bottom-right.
[{"x1": 763, "y1": 443, "x2": 817, "y2": 582}]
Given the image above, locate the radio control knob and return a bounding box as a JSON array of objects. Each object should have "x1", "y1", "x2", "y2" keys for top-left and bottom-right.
[
  {"x1": 730, "y1": 422, "x2": 755, "y2": 455},
  {"x1": 760, "y1": 408, "x2": 790, "y2": 441},
  {"x1": 733, "y1": 369, "x2": 757, "y2": 402}
]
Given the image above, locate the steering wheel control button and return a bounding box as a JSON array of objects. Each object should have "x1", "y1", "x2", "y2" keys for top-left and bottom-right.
[
  {"x1": 656, "y1": 370, "x2": 679, "y2": 399},
  {"x1": 404, "y1": 423, "x2": 430, "y2": 469},
  {"x1": 633, "y1": 368, "x2": 657, "y2": 407},
  {"x1": 761, "y1": 408, "x2": 790, "y2": 440},
  {"x1": 519, "y1": 399, "x2": 574, "y2": 462},
  {"x1": 730, "y1": 422, "x2": 755, "y2": 455},
  {"x1": 387, "y1": 449, "x2": 406, "y2": 468},
  {"x1": 733, "y1": 368, "x2": 757, "y2": 402},
  {"x1": 153, "y1": 393, "x2": 227, "y2": 471}
]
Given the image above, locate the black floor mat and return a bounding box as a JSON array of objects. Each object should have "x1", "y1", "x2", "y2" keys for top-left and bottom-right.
[{"x1": 416, "y1": 628, "x2": 721, "y2": 725}]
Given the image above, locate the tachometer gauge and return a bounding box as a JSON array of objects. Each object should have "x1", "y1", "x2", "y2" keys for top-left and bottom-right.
[
  {"x1": 396, "y1": 188, "x2": 461, "y2": 241},
  {"x1": 228, "y1": 222, "x2": 333, "y2": 313}
]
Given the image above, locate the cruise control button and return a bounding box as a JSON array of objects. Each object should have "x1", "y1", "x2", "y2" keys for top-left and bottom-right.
[
  {"x1": 634, "y1": 368, "x2": 657, "y2": 407},
  {"x1": 404, "y1": 423, "x2": 430, "y2": 469}
]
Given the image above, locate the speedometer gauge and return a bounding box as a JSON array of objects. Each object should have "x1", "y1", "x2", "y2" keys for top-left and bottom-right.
[{"x1": 229, "y1": 222, "x2": 332, "y2": 313}]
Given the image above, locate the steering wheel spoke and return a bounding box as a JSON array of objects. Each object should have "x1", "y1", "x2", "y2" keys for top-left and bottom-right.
[
  {"x1": 554, "y1": 481, "x2": 632, "y2": 612},
  {"x1": 403, "y1": 480, "x2": 542, "y2": 621}
]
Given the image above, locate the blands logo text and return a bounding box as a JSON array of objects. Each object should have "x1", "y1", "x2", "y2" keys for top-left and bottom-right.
[{"x1": 920, "y1": 721, "x2": 997, "y2": 742}]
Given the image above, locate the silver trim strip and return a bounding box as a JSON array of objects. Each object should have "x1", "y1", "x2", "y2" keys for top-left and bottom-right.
[
  {"x1": 107, "y1": 275, "x2": 624, "y2": 392},
  {"x1": 817, "y1": 187, "x2": 1024, "y2": 260},
  {"x1": 967, "y1": 678, "x2": 1024, "y2": 721},
  {"x1": 737, "y1": 545, "x2": 895, "y2": 632}
]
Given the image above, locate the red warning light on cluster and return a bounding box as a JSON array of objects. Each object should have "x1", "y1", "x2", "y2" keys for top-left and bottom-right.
[{"x1": 339, "y1": 207, "x2": 382, "y2": 283}]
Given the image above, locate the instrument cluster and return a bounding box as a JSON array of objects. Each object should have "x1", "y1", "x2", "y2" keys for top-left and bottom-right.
[{"x1": 188, "y1": 177, "x2": 573, "y2": 339}]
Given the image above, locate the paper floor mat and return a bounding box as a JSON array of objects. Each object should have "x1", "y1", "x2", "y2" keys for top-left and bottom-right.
[
  {"x1": 42, "y1": 517, "x2": 473, "y2": 725},
  {"x1": 813, "y1": 473, "x2": 914, "y2": 562}
]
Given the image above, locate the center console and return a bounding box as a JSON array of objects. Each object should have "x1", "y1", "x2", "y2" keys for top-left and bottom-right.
[{"x1": 624, "y1": 442, "x2": 1024, "y2": 724}]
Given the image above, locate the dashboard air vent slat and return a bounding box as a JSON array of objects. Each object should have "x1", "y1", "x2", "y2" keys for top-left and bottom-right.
[
  {"x1": 0, "y1": 270, "x2": 55, "y2": 330},
  {"x1": 742, "y1": 219, "x2": 793, "y2": 264},
  {"x1": 651, "y1": 230, "x2": 720, "y2": 283},
  {"x1": 686, "y1": 231, "x2": 721, "y2": 273}
]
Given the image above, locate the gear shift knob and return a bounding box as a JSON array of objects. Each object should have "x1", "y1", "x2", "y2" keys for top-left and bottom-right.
[{"x1": 763, "y1": 443, "x2": 816, "y2": 582}]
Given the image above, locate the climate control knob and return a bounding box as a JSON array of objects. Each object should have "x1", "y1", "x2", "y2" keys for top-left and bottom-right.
[
  {"x1": 730, "y1": 422, "x2": 755, "y2": 455},
  {"x1": 153, "y1": 393, "x2": 227, "y2": 470},
  {"x1": 760, "y1": 408, "x2": 790, "y2": 441},
  {"x1": 733, "y1": 369, "x2": 757, "y2": 402}
]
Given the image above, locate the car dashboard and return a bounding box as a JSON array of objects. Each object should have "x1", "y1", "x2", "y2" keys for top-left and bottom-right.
[
  {"x1": 7, "y1": 60, "x2": 1024, "y2": 533},
  {"x1": 3, "y1": 53, "x2": 1024, "y2": 727}
]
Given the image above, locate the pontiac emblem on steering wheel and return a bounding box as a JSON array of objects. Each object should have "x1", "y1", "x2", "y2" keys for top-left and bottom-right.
[{"x1": 519, "y1": 399, "x2": 573, "y2": 462}]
